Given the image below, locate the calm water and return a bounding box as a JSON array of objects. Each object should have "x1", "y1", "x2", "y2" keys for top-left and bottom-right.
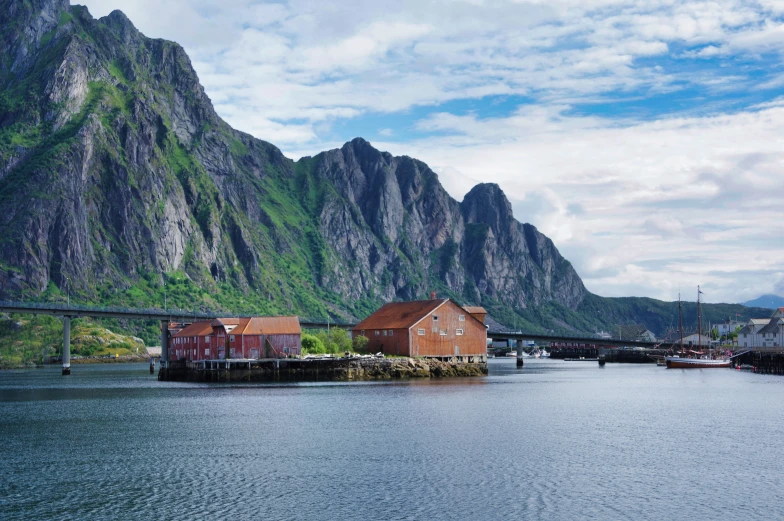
[{"x1": 1, "y1": 359, "x2": 783, "y2": 520}]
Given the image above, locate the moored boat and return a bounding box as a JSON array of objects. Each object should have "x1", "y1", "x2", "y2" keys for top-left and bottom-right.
[
  {"x1": 665, "y1": 286, "x2": 729, "y2": 369},
  {"x1": 665, "y1": 357, "x2": 730, "y2": 368}
]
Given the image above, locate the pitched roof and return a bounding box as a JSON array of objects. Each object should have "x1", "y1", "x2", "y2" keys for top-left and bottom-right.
[
  {"x1": 463, "y1": 306, "x2": 487, "y2": 314},
  {"x1": 737, "y1": 325, "x2": 753, "y2": 335},
  {"x1": 750, "y1": 318, "x2": 771, "y2": 325},
  {"x1": 759, "y1": 318, "x2": 783, "y2": 334},
  {"x1": 173, "y1": 321, "x2": 214, "y2": 338},
  {"x1": 234, "y1": 316, "x2": 301, "y2": 335},
  {"x1": 353, "y1": 299, "x2": 447, "y2": 330},
  {"x1": 174, "y1": 316, "x2": 301, "y2": 337}
]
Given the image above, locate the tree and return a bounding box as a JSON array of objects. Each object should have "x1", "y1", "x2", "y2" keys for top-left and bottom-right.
[
  {"x1": 710, "y1": 327, "x2": 718, "y2": 341},
  {"x1": 352, "y1": 335, "x2": 369, "y2": 353},
  {"x1": 301, "y1": 334, "x2": 326, "y2": 354}
]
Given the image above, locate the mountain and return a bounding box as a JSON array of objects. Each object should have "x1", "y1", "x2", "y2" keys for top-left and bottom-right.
[
  {"x1": 0, "y1": 0, "x2": 768, "y2": 340},
  {"x1": 743, "y1": 295, "x2": 784, "y2": 310}
]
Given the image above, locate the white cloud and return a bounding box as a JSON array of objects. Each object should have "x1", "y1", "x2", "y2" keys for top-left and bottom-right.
[{"x1": 379, "y1": 104, "x2": 784, "y2": 303}]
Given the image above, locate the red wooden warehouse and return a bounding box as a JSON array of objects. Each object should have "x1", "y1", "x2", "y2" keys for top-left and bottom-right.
[
  {"x1": 169, "y1": 316, "x2": 301, "y2": 361},
  {"x1": 352, "y1": 299, "x2": 487, "y2": 361}
]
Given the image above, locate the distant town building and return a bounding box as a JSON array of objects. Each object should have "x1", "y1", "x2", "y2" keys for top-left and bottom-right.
[
  {"x1": 352, "y1": 299, "x2": 487, "y2": 360},
  {"x1": 714, "y1": 320, "x2": 745, "y2": 339},
  {"x1": 738, "y1": 308, "x2": 784, "y2": 349},
  {"x1": 678, "y1": 333, "x2": 712, "y2": 348},
  {"x1": 617, "y1": 325, "x2": 657, "y2": 342},
  {"x1": 169, "y1": 316, "x2": 301, "y2": 361}
]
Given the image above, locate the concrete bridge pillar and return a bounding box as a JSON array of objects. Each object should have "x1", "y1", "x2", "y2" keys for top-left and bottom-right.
[
  {"x1": 62, "y1": 316, "x2": 71, "y2": 375},
  {"x1": 161, "y1": 320, "x2": 169, "y2": 366},
  {"x1": 516, "y1": 339, "x2": 524, "y2": 367}
]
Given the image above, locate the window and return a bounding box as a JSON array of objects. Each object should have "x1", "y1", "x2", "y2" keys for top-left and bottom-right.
[
  {"x1": 230, "y1": 348, "x2": 235, "y2": 357},
  {"x1": 284, "y1": 347, "x2": 290, "y2": 354},
  {"x1": 459, "y1": 315, "x2": 465, "y2": 322},
  {"x1": 375, "y1": 330, "x2": 380, "y2": 336},
  {"x1": 388, "y1": 330, "x2": 393, "y2": 336},
  {"x1": 382, "y1": 330, "x2": 388, "y2": 336},
  {"x1": 192, "y1": 349, "x2": 196, "y2": 357},
  {"x1": 361, "y1": 330, "x2": 365, "y2": 336},
  {"x1": 440, "y1": 329, "x2": 447, "y2": 336},
  {"x1": 230, "y1": 335, "x2": 235, "y2": 342},
  {"x1": 417, "y1": 328, "x2": 425, "y2": 336},
  {"x1": 433, "y1": 315, "x2": 438, "y2": 322},
  {"x1": 206, "y1": 336, "x2": 211, "y2": 343},
  {"x1": 456, "y1": 329, "x2": 464, "y2": 336},
  {"x1": 205, "y1": 348, "x2": 210, "y2": 356}
]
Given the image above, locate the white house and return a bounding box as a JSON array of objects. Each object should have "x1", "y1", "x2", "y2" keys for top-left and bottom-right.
[{"x1": 738, "y1": 308, "x2": 784, "y2": 348}]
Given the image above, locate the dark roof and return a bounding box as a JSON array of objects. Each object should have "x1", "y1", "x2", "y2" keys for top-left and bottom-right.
[
  {"x1": 759, "y1": 319, "x2": 782, "y2": 335},
  {"x1": 737, "y1": 325, "x2": 752, "y2": 335},
  {"x1": 353, "y1": 299, "x2": 446, "y2": 330}
]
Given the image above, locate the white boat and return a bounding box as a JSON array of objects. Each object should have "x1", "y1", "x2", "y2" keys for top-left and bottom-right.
[
  {"x1": 665, "y1": 357, "x2": 730, "y2": 368},
  {"x1": 540, "y1": 349, "x2": 550, "y2": 358}
]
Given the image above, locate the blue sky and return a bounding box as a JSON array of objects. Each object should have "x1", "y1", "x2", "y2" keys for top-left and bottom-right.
[{"x1": 81, "y1": 0, "x2": 784, "y2": 304}]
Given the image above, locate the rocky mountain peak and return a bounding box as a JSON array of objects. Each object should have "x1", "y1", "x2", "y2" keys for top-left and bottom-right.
[
  {"x1": 101, "y1": 9, "x2": 142, "y2": 44},
  {"x1": 461, "y1": 183, "x2": 517, "y2": 242}
]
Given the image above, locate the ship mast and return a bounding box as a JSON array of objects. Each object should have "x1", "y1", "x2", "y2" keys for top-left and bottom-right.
[
  {"x1": 678, "y1": 294, "x2": 684, "y2": 357},
  {"x1": 697, "y1": 285, "x2": 703, "y2": 358}
]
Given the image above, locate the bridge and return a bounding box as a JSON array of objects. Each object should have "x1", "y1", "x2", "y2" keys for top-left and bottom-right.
[
  {"x1": 484, "y1": 331, "x2": 657, "y2": 348},
  {"x1": 1, "y1": 300, "x2": 656, "y2": 375}
]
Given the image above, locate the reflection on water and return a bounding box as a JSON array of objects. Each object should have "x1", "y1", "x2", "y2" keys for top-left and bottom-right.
[{"x1": 1, "y1": 359, "x2": 783, "y2": 520}]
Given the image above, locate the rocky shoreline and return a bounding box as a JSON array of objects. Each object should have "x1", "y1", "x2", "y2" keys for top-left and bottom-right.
[{"x1": 159, "y1": 357, "x2": 488, "y2": 382}]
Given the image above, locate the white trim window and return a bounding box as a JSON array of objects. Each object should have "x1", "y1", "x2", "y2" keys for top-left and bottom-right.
[
  {"x1": 417, "y1": 328, "x2": 425, "y2": 336},
  {"x1": 205, "y1": 348, "x2": 210, "y2": 356},
  {"x1": 388, "y1": 330, "x2": 394, "y2": 336},
  {"x1": 382, "y1": 330, "x2": 388, "y2": 336},
  {"x1": 456, "y1": 329, "x2": 464, "y2": 336},
  {"x1": 440, "y1": 329, "x2": 447, "y2": 336},
  {"x1": 459, "y1": 315, "x2": 465, "y2": 322},
  {"x1": 206, "y1": 336, "x2": 211, "y2": 343},
  {"x1": 375, "y1": 330, "x2": 380, "y2": 336},
  {"x1": 230, "y1": 335, "x2": 235, "y2": 342},
  {"x1": 433, "y1": 315, "x2": 438, "y2": 322}
]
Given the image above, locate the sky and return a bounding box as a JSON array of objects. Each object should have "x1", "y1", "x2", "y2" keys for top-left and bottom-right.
[{"x1": 79, "y1": 0, "x2": 784, "y2": 304}]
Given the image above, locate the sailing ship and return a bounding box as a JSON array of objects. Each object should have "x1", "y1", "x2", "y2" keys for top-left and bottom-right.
[{"x1": 665, "y1": 287, "x2": 730, "y2": 369}]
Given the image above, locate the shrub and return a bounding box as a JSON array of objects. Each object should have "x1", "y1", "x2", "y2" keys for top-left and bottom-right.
[
  {"x1": 301, "y1": 333, "x2": 326, "y2": 354},
  {"x1": 352, "y1": 335, "x2": 369, "y2": 353}
]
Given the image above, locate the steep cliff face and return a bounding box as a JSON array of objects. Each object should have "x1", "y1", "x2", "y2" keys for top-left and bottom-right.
[{"x1": 0, "y1": 0, "x2": 588, "y2": 330}]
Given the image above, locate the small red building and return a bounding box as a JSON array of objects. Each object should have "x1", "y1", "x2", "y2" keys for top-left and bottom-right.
[
  {"x1": 169, "y1": 316, "x2": 301, "y2": 361},
  {"x1": 352, "y1": 299, "x2": 487, "y2": 360}
]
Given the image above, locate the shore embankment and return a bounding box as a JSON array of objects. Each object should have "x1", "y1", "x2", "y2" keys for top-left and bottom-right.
[{"x1": 159, "y1": 356, "x2": 488, "y2": 382}]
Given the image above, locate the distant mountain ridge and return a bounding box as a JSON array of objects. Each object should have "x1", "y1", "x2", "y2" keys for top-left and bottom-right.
[
  {"x1": 0, "y1": 0, "x2": 769, "y2": 338},
  {"x1": 743, "y1": 295, "x2": 784, "y2": 310}
]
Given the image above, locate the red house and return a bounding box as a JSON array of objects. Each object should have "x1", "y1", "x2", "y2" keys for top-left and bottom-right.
[
  {"x1": 169, "y1": 316, "x2": 301, "y2": 361},
  {"x1": 351, "y1": 299, "x2": 487, "y2": 361}
]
